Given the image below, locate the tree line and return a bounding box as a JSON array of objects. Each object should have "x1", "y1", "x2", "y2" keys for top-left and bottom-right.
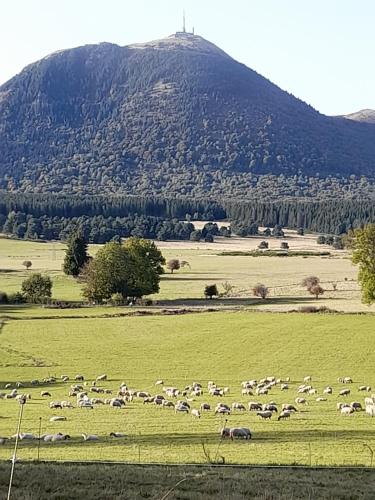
[{"x1": 0, "y1": 193, "x2": 374, "y2": 239}]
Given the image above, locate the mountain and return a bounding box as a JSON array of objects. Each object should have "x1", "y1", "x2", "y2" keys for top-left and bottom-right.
[
  {"x1": 343, "y1": 109, "x2": 375, "y2": 124},
  {"x1": 0, "y1": 32, "x2": 375, "y2": 197}
]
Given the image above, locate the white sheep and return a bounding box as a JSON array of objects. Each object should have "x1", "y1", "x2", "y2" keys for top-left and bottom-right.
[
  {"x1": 341, "y1": 406, "x2": 354, "y2": 415},
  {"x1": 278, "y1": 410, "x2": 292, "y2": 420},
  {"x1": 191, "y1": 409, "x2": 201, "y2": 418},
  {"x1": 82, "y1": 433, "x2": 98, "y2": 441},
  {"x1": 257, "y1": 410, "x2": 273, "y2": 420}
]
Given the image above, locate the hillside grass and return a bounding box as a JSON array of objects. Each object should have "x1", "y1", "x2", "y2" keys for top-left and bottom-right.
[
  {"x1": 1, "y1": 462, "x2": 375, "y2": 499},
  {"x1": 0, "y1": 311, "x2": 374, "y2": 466}
]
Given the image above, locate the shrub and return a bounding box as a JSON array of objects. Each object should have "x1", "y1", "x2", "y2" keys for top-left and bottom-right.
[
  {"x1": 280, "y1": 241, "x2": 289, "y2": 250},
  {"x1": 110, "y1": 292, "x2": 126, "y2": 306},
  {"x1": 297, "y1": 227, "x2": 305, "y2": 236},
  {"x1": 317, "y1": 235, "x2": 326, "y2": 244},
  {"x1": 7, "y1": 292, "x2": 25, "y2": 304},
  {"x1": 252, "y1": 284, "x2": 269, "y2": 299},
  {"x1": 258, "y1": 241, "x2": 269, "y2": 249},
  {"x1": 204, "y1": 234, "x2": 214, "y2": 243},
  {"x1": 204, "y1": 284, "x2": 218, "y2": 299},
  {"x1": 0, "y1": 291, "x2": 8, "y2": 304},
  {"x1": 22, "y1": 260, "x2": 32, "y2": 270}
]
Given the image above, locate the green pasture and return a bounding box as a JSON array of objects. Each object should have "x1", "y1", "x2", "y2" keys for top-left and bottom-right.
[
  {"x1": 0, "y1": 311, "x2": 374, "y2": 466},
  {"x1": 0, "y1": 237, "x2": 373, "y2": 313}
]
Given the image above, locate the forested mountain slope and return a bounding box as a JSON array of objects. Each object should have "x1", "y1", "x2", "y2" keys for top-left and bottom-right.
[{"x1": 0, "y1": 32, "x2": 375, "y2": 197}]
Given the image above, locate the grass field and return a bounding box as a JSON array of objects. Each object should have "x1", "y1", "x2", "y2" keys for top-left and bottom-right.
[
  {"x1": 0, "y1": 235, "x2": 373, "y2": 313},
  {"x1": 0, "y1": 311, "x2": 374, "y2": 466},
  {"x1": 1, "y1": 463, "x2": 375, "y2": 499}
]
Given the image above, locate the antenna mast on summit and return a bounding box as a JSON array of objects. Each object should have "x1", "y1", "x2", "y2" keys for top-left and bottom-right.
[{"x1": 183, "y1": 10, "x2": 186, "y2": 33}]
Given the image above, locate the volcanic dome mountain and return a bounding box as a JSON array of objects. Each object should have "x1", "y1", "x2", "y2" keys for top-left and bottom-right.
[{"x1": 0, "y1": 32, "x2": 374, "y2": 196}]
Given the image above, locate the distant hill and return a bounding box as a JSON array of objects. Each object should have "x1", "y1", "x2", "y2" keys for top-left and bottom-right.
[
  {"x1": 0, "y1": 32, "x2": 375, "y2": 198},
  {"x1": 343, "y1": 109, "x2": 375, "y2": 124}
]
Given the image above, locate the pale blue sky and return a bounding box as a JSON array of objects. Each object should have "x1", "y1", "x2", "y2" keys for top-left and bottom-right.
[{"x1": 1, "y1": 0, "x2": 374, "y2": 115}]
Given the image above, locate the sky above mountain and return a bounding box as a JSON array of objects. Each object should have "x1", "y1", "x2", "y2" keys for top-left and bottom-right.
[{"x1": 1, "y1": 0, "x2": 374, "y2": 116}]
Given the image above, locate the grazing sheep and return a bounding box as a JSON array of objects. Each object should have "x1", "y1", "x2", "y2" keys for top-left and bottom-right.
[
  {"x1": 248, "y1": 402, "x2": 262, "y2": 411},
  {"x1": 61, "y1": 401, "x2": 74, "y2": 408},
  {"x1": 323, "y1": 387, "x2": 333, "y2": 395},
  {"x1": 79, "y1": 401, "x2": 94, "y2": 409},
  {"x1": 200, "y1": 403, "x2": 211, "y2": 411},
  {"x1": 192, "y1": 409, "x2": 201, "y2": 418},
  {"x1": 303, "y1": 376, "x2": 312, "y2": 383},
  {"x1": 96, "y1": 374, "x2": 107, "y2": 382},
  {"x1": 155, "y1": 380, "x2": 164, "y2": 386},
  {"x1": 175, "y1": 404, "x2": 189, "y2": 414},
  {"x1": 339, "y1": 377, "x2": 353, "y2": 384},
  {"x1": 220, "y1": 427, "x2": 231, "y2": 438},
  {"x1": 136, "y1": 391, "x2": 150, "y2": 398},
  {"x1": 241, "y1": 388, "x2": 253, "y2": 396},
  {"x1": 262, "y1": 404, "x2": 278, "y2": 413},
  {"x1": 75, "y1": 375, "x2": 85, "y2": 381},
  {"x1": 82, "y1": 433, "x2": 98, "y2": 441},
  {"x1": 281, "y1": 384, "x2": 289, "y2": 391},
  {"x1": 110, "y1": 432, "x2": 126, "y2": 438},
  {"x1": 341, "y1": 406, "x2": 354, "y2": 415},
  {"x1": 232, "y1": 402, "x2": 246, "y2": 411},
  {"x1": 162, "y1": 400, "x2": 175, "y2": 408},
  {"x1": 278, "y1": 410, "x2": 292, "y2": 421},
  {"x1": 230, "y1": 427, "x2": 252, "y2": 440},
  {"x1": 365, "y1": 406, "x2": 375, "y2": 417},
  {"x1": 339, "y1": 389, "x2": 351, "y2": 396},
  {"x1": 281, "y1": 404, "x2": 298, "y2": 412},
  {"x1": 316, "y1": 397, "x2": 327, "y2": 402},
  {"x1": 308, "y1": 389, "x2": 318, "y2": 395},
  {"x1": 110, "y1": 399, "x2": 124, "y2": 408},
  {"x1": 359, "y1": 386, "x2": 372, "y2": 392},
  {"x1": 257, "y1": 410, "x2": 273, "y2": 420},
  {"x1": 215, "y1": 406, "x2": 231, "y2": 415},
  {"x1": 350, "y1": 402, "x2": 362, "y2": 411}
]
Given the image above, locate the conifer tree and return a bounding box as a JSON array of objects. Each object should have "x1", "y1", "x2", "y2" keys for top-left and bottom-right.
[{"x1": 63, "y1": 231, "x2": 89, "y2": 277}]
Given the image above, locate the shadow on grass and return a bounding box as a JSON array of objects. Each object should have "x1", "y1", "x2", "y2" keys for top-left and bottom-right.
[
  {"x1": 157, "y1": 296, "x2": 334, "y2": 307},
  {"x1": 5, "y1": 429, "x2": 375, "y2": 451}
]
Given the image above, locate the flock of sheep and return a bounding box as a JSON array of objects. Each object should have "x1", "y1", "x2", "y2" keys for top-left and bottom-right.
[{"x1": 0, "y1": 373, "x2": 374, "y2": 446}]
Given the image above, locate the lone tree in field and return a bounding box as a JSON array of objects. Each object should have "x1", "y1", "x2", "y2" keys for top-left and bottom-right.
[
  {"x1": 350, "y1": 224, "x2": 375, "y2": 304},
  {"x1": 309, "y1": 285, "x2": 325, "y2": 299},
  {"x1": 204, "y1": 284, "x2": 218, "y2": 299},
  {"x1": 21, "y1": 273, "x2": 52, "y2": 303},
  {"x1": 82, "y1": 239, "x2": 165, "y2": 303},
  {"x1": 252, "y1": 283, "x2": 269, "y2": 299},
  {"x1": 167, "y1": 259, "x2": 180, "y2": 274},
  {"x1": 63, "y1": 231, "x2": 89, "y2": 277},
  {"x1": 302, "y1": 276, "x2": 320, "y2": 290},
  {"x1": 22, "y1": 260, "x2": 32, "y2": 270}
]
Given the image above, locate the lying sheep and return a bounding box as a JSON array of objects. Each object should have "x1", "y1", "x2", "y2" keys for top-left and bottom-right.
[
  {"x1": 323, "y1": 387, "x2": 333, "y2": 395},
  {"x1": 96, "y1": 374, "x2": 107, "y2": 381},
  {"x1": 339, "y1": 389, "x2": 350, "y2": 396},
  {"x1": 41, "y1": 391, "x2": 52, "y2": 397},
  {"x1": 50, "y1": 416, "x2": 67, "y2": 422},
  {"x1": 110, "y1": 432, "x2": 127, "y2": 438},
  {"x1": 82, "y1": 433, "x2": 98, "y2": 441},
  {"x1": 295, "y1": 398, "x2": 308, "y2": 405}
]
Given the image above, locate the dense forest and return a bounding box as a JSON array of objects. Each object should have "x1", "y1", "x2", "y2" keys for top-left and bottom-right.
[
  {"x1": 1, "y1": 34, "x2": 375, "y2": 198},
  {"x1": 0, "y1": 193, "x2": 374, "y2": 241}
]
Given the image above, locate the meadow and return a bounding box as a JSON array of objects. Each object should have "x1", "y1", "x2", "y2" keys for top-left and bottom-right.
[
  {"x1": 1, "y1": 234, "x2": 375, "y2": 469},
  {"x1": 0, "y1": 312, "x2": 375, "y2": 466}
]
